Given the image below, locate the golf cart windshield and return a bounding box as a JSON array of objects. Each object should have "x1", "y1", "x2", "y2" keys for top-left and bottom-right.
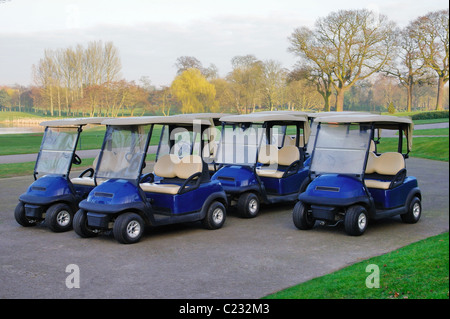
[
  {"x1": 311, "y1": 123, "x2": 372, "y2": 176},
  {"x1": 35, "y1": 127, "x2": 79, "y2": 176},
  {"x1": 215, "y1": 123, "x2": 268, "y2": 165},
  {"x1": 96, "y1": 125, "x2": 150, "y2": 180}
]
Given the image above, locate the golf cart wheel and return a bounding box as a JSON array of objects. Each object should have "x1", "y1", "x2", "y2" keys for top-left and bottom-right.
[
  {"x1": 45, "y1": 203, "x2": 73, "y2": 232},
  {"x1": 202, "y1": 201, "x2": 226, "y2": 230},
  {"x1": 14, "y1": 201, "x2": 36, "y2": 227},
  {"x1": 113, "y1": 212, "x2": 145, "y2": 244},
  {"x1": 292, "y1": 201, "x2": 315, "y2": 230},
  {"x1": 237, "y1": 192, "x2": 260, "y2": 218},
  {"x1": 344, "y1": 205, "x2": 368, "y2": 236},
  {"x1": 73, "y1": 209, "x2": 98, "y2": 238},
  {"x1": 401, "y1": 196, "x2": 421, "y2": 224}
]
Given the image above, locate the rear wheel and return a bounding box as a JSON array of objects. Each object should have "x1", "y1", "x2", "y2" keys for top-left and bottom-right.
[
  {"x1": 344, "y1": 205, "x2": 368, "y2": 236},
  {"x1": 237, "y1": 192, "x2": 260, "y2": 218},
  {"x1": 113, "y1": 213, "x2": 145, "y2": 244},
  {"x1": 202, "y1": 201, "x2": 226, "y2": 230},
  {"x1": 14, "y1": 201, "x2": 36, "y2": 227},
  {"x1": 401, "y1": 197, "x2": 421, "y2": 224},
  {"x1": 45, "y1": 203, "x2": 73, "y2": 232},
  {"x1": 73, "y1": 209, "x2": 98, "y2": 238},
  {"x1": 292, "y1": 201, "x2": 315, "y2": 230}
]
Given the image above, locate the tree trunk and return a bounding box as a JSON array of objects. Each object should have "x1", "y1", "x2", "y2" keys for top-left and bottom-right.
[
  {"x1": 406, "y1": 81, "x2": 413, "y2": 112},
  {"x1": 323, "y1": 91, "x2": 331, "y2": 112},
  {"x1": 435, "y1": 76, "x2": 445, "y2": 111},
  {"x1": 335, "y1": 88, "x2": 345, "y2": 112}
]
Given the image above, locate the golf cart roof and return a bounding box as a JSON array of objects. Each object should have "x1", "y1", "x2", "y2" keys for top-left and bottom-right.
[
  {"x1": 307, "y1": 111, "x2": 374, "y2": 118},
  {"x1": 315, "y1": 113, "x2": 412, "y2": 125},
  {"x1": 252, "y1": 110, "x2": 308, "y2": 117},
  {"x1": 220, "y1": 112, "x2": 308, "y2": 123},
  {"x1": 39, "y1": 117, "x2": 108, "y2": 127},
  {"x1": 101, "y1": 115, "x2": 213, "y2": 126},
  {"x1": 172, "y1": 112, "x2": 231, "y2": 125},
  {"x1": 316, "y1": 113, "x2": 414, "y2": 151}
]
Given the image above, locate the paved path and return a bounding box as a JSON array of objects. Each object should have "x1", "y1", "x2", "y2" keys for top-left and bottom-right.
[{"x1": 0, "y1": 157, "x2": 448, "y2": 299}]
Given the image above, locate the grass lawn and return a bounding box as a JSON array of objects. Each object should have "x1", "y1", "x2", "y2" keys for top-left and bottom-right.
[
  {"x1": 413, "y1": 128, "x2": 449, "y2": 136},
  {"x1": 377, "y1": 136, "x2": 449, "y2": 162},
  {"x1": 0, "y1": 125, "x2": 164, "y2": 156},
  {"x1": 264, "y1": 232, "x2": 449, "y2": 299}
]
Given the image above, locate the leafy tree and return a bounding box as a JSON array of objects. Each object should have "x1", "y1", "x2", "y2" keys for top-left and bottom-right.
[{"x1": 171, "y1": 68, "x2": 217, "y2": 113}]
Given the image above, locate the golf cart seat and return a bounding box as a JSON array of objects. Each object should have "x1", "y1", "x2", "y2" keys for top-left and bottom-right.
[
  {"x1": 364, "y1": 152, "x2": 406, "y2": 190},
  {"x1": 256, "y1": 145, "x2": 301, "y2": 178},
  {"x1": 70, "y1": 154, "x2": 100, "y2": 186},
  {"x1": 140, "y1": 155, "x2": 203, "y2": 194}
]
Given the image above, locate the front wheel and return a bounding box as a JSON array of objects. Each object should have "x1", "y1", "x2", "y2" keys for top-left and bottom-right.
[
  {"x1": 73, "y1": 209, "x2": 98, "y2": 238},
  {"x1": 344, "y1": 205, "x2": 368, "y2": 236},
  {"x1": 113, "y1": 213, "x2": 145, "y2": 244},
  {"x1": 401, "y1": 197, "x2": 421, "y2": 224},
  {"x1": 292, "y1": 201, "x2": 315, "y2": 230},
  {"x1": 14, "y1": 201, "x2": 37, "y2": 227},
  {"x1": 45, "y1": 203, "x2": 73, "y2": 232},
  {"x1": 237, "y1": 192, "x2": 260, "y2": 218},
  {"x1": 202, "y1": 201, "x2": 226, "y2": 230}
]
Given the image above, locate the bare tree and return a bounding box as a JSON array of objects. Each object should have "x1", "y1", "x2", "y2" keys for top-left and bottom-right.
[
  {"x1": 384, "y1": 25, "x2": 430, "y2": 111},
  {"x1": 410, "y1": 9, "x2": 449, "y2": 110},
  {"x1": 261, "y1": 60, "x2": 288, "y2": 111},
  {"x1": 289, "y1": 9, "x2": 396, "y2": 111},
  {"x1": 227, "y1": 55, "x2": 264, "y2": 113}
]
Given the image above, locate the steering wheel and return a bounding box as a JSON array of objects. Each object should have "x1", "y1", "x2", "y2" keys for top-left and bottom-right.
[{"x1": 72, "y1": 154, "x2": 82, "y2": 165}]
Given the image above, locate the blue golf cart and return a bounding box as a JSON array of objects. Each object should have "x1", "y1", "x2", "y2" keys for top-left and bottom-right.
[
  {"x1": 293, "y1": 114, "x2": 421, "y2": 236},
  {"x1": 73, "y1": 115, "x2": 228, "y2": 244},
  {"x1": 15, "y1": 117, "x2": 106, "y2": 232},
  {"x1": 211, "y1": 112, "x2": 311, "y2": 218}
]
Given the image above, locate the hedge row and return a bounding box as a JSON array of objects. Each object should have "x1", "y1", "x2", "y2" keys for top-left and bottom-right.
[{"x1": 411, "y1": 110, "x2": 449, "y2": 120}]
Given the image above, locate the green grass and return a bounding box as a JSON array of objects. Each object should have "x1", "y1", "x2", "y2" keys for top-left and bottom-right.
[
  {"x1": 0, "y1": 111, "x2": 48, "y2": 122},
  {"x1": 377, "y1": 136, "x2": 449, "y2": 162},
  {"x1": 0, "y1": 126, "x2": 164, "y2": 156},
  {"x1": 0, "y1": 128, "x2": 106, "y2": 156},
  {"x1": 0, "y1": 158, "x2": 96, "y2": 179},
  {"x1": 413, "y1": 128, "x2": 449, "y2": 136},
  {"x1": 264, "y1": 232, "x2": 449, "y2": 299}
]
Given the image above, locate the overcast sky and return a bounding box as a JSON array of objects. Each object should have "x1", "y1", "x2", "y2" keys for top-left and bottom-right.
[{"x1": 0, "y1": 0, "x2": 447, "y2": 88}]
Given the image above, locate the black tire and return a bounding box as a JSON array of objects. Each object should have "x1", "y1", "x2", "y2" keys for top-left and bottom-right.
[
  {"x1": 344, "y1": 205, "x2": 368, "y2": 236},
  {"x1": 292, "y1": 201, "x2": 315, "y2": 230},
  {"x1": 14, "y1": 201, "x2": 36, "y2": 227},
  {"x1": 401, "y1": 196, "x2": 421, "y2": 224},
  {"x1": 202, "y1": 201, "x2": 226, "y2": 230},
  {"x1": 73, "y1": 209, "x2": 98, "y2": 238},
  {"x1": 45, "y1": 203, "x2": 73, "y2": 232},
  {"x1": 113, "y1": 213, "x2": 145, "y2": 244},
  {"x1": 237, "y1": 192, "x2": 260, "y2": 218}
]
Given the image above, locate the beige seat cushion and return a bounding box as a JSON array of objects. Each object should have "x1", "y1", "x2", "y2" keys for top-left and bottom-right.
[
  {"x1": 278, "y1": 145, "x2": 300, "y2": 166},
  {"x1": 174, "y1": 155, "x2": 202, "y2": 179},
  {"x1": 365, "y1": 152, "x2": 378, "y2": 174},
  {"x1": 374, "y1": 152, "x2": 405, "y2": 175},
  {"x1": 140, "y1": 155, "x2": 203, "y2": 194},
  {"x1": 257, "y1": 145, "x2": 300, "y2": 178},
  {"x1": 258, "y1": 144, "x2": 278, "y2": 165},
  {"x1": 139, "y1": 182, "x2": 180, "y2": 195},
  {"x1": 256, "y1": 168, "x2": 284, "y2": 178},
  {"x1": 365, "y1": 152, "x2": 405, "y2": 189},
  {"x1": 364, "y1": 179, "x2": 391, "y2": 190},
  {"x1": 154, "y1": 154, "x2": 180, "y2": 178}
]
